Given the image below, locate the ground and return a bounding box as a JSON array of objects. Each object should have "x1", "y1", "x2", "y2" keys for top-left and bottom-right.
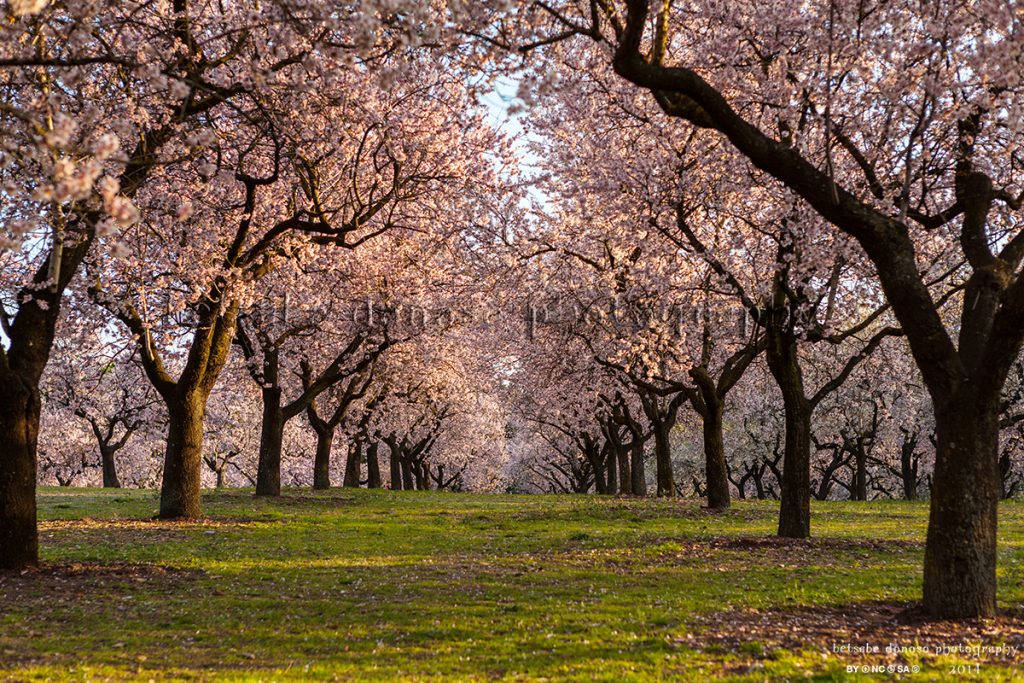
[{"x1": 1, "y1": 489, "x2": 1022, "y2": 682}]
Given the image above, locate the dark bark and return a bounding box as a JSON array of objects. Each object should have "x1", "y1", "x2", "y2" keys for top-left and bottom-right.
[
  {"x1": 307, "y1": 374, "x2": 376, "y2": 491},
  {"x1": 701, "y1": 397, "x2": 730, "y2": 510},
  {"x1": 389, "y1": 444, "x2": 402, "y2": 490},
  {"x1": 582, "y1": 434, "x2": 608, "y2": 495},
  {"x1": 776, "y1": 397, "x2": 812, "y2": 536},
  {"x1": 766, "y1": 302, "x2": 812, "y2": 537},
  {"x1": 104, "y1": 289, "x2": 240, "y2": 519},
  {"x1": 415, "y1": 462, "x2": 430, "y2": 491},
  {"x1": 343, "y1": 443, "x2": 361, "y2": 488},
  {"x1": 255, "y1": 386, "x2": 284, "y2": 496},
  {"x1": 630, "y1": 442, "x2": 646, "y2": 495},
  {"x1": 901, "y1": 432, "x2": 921, "y2": 500},
  {"x1": 923, "y1": 397, "x2": 1000, "y2": 618},
  {"x1": 728, "y1": 460, "x2": 755, "y2": 500},
  {"x1": 312, "y1": 424, "x2": 334, "y2": 490},
  {"x1": 366, "y1": 442, "x2": 381, "y2": 489},
  {"x1": 651, "y1": 423, "x2": 674, "y2": 497},
  {"x1": 80, "y1": 406, "x2": 143, "y2": 490},
  {"x1": 160, "y1": 395, "x2": 207, "y2": 519},
  {"x1": 203, "y1": 450, "x2": 240, "y2": 489},
  {"x1": 606, "y1": 446, "x2": 618, "y2": 494},
  {"x1": 616, "y1": 445, "x2": 631, "y2": 495},
  {"x1": 99, "y1": 445, "x2": 121, "y2": 489},
  {"x1": 851, "y1": 439, "x2": 868, "y2": 501},
  {"x1": 0, "y1": 374, "x2": 40, "y2": 570},
  {"x1": 401, "y1": 457, "x2": 414, "y2": 491},
  {"x1": 999, "y1": 447, "x2": 1020, "y2": 500}
]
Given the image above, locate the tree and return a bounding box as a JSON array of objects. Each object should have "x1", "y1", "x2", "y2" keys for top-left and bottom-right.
[
  {"x1": 234, "y1": 287, "x2": 390, "y2": 497},
  {"x1": 42, "y1": 335, "x2": 159, "y2": 489},
  {"x1": 306, "y1": 370, "x2": 376, "y2": 490}
]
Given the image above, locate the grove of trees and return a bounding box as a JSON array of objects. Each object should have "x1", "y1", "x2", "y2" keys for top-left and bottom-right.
[{"x1": 2, "y1": 0, "x2": 1024, "y2": 621}]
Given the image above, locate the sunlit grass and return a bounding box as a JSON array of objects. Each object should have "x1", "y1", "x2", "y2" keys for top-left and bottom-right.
[{"x1": 0, "y1": 488, "x2": 1021, "y2": 681}]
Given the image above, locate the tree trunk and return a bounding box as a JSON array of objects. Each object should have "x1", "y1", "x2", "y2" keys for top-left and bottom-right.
[
  {"x1": 653, "y1": 423, "x2": 674, "y2": 497},
  {"x1": 0, "y1": 373, "x2": 40, "y2": 570},
  {"x1": 853, "y1": 445, "x2": 868, "y2": 501},
  {"x1": 583, "y1": 439, "x2": 607, "y2": 495},
  {"x1": 766, "y1": 299, "x2": 812, "y2": 538},
  {"x1": 775, "y1": 395, "x2": 811, "y2": 537},
  {"x1": 401, "y1": 457, "x2": 414, "y2": 491},
  {"x1": 390, "y1": 448, "x2": 402, "y2": 490},
  {"x1": 366, "y1": 442, "x2": 381, "y2": 488},
  {"x1": 343, "y1": 444, "x2": 361, "y2": 488},
  {"x1": 160, "y1": 395, "x2": 207, "y2": 519},
  {"x1": 630, "y1": 441, "x2": 646, "y2": 496},
  {"x1": 215, "y1": 467, "x2": 225, "y2": 489},
  {"x1": 605, "y1": 449, "x2": 617, "y2": 494},
  {"x1": 99, "y1": 445, "x2": 121, "y2": 489},
  {"x1": 312, "y1": 425, "x2": 334, "y2": 490},
  {"x1": 900, "y1": 434, "x2": 918, "y2": 500},
  {"x1": 255, "y1": 386, "x2": 284, "y2": 497},
  {"x1": 703, "y1": 399, "x2": 730, "y2": 510},
  {"x1": 923, "y1": 398, "x2": 1000, "y2": 618},
  {"x1": 617, "y1": 446, "x2": 631, "y2": 495}
]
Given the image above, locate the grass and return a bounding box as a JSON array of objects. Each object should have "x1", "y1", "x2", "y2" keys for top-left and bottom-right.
[{"x1": 1, "y1": 488, "x2": 1022, "y2": 681}]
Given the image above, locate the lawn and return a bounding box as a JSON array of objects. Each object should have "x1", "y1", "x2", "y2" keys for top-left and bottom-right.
[{"x1": 1, "y1": 488, "x2": 1022, "y2": 681}]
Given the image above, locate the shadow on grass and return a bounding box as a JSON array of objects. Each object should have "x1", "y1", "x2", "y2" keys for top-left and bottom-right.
[{"x1": 690, "y1": 599, "x2": 1024, "y2": 678}]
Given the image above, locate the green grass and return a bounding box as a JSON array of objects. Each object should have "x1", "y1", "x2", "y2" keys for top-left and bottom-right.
[{"x1": 1, "y1": 488, "x2": 1022, "y2": 681}]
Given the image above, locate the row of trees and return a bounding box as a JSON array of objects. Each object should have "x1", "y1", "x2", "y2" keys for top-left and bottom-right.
[
  {"x1": 4, "y1": 0, "x2": 1024, "y2": 620},
  {"x1": 0, "y1": 0, "x2": 511, "y2": 566}
]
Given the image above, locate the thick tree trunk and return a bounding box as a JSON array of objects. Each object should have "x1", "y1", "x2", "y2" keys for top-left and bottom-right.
[
  {"x1": 312, "y1": 425, "x2": 334, "y2": 490},
  {"x1": 630, "y1": 441, "x2": 646, "y2": 496},
  {"x1": 255, "y1": 387, "x2": 284, "y2": 497},
  {"x1": 343, "y1": 444, "x2": 361, "y2": 488},
  {"x1": 653, "y1": 424, "x2": 674, "y2": 496},
  {"x1": 99, "y1": 445, "x2": 121, "y2": 489},
  {"x1": 923, "y1": 398, "x2": 1000, "y2": 618},
  {"x1": 703, "y1": 399, "x2": 730, "y2": 510},
  {"x1": 0, "y1": 373, "x2": 40, "y2": 570},
  {"x1": 160, "y1": 395, "x2": 207, "y2": 519},
  {"x1": 366, "y1": 443, "x2": 381, "y2": 488}
]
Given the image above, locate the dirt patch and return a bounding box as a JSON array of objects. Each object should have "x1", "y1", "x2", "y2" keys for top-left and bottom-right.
[
  {"x1": 687, "y1": 601, "x2": 1024, "y2": 674},
  {"x1": 0, "y1": 561, "x2": 202, "y2": 587},
  {"x1": 630, "y1": 535, "x2": 922, "y2": 572},
  {"x1": 708, "y1": 535, "x2": 922, "y2": 553}
]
